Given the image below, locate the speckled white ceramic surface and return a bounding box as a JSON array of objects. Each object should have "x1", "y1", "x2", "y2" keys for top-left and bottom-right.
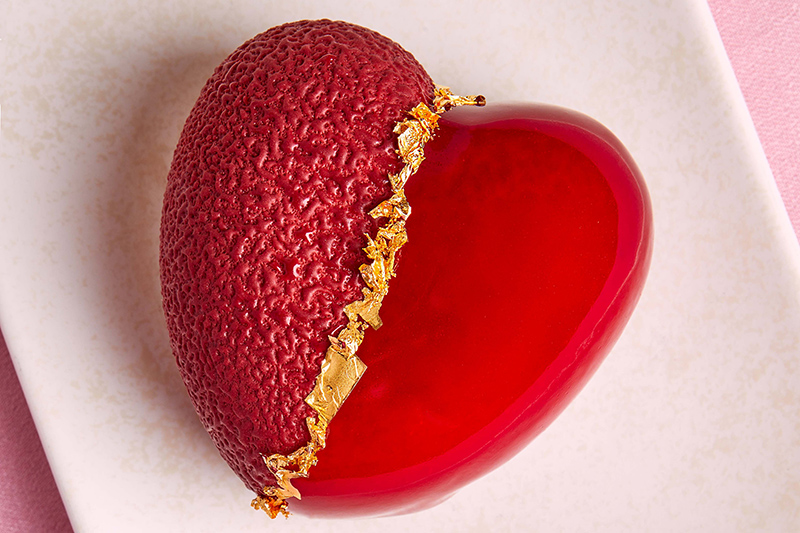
[{"x1": 1, "y1": 1, "x2": 799, "y2": 531}]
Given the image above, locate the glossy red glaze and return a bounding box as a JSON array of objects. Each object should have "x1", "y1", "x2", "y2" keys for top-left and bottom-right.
[{"x1": 293, "y1": 103, "x2": 652, "y2": 517}]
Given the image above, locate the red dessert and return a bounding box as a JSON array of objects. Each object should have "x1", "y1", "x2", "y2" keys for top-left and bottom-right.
[{"x1": 160, "y1": 19, "x2": 652, "y2": 518}]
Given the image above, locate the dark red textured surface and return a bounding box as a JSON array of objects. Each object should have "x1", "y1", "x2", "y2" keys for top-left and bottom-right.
[
  {"x1": 293, "y1": 104, "x2": 652, "y2": 517},
  {"x1": 159, "y1": 20, "x2": 433, "y2": 493}
]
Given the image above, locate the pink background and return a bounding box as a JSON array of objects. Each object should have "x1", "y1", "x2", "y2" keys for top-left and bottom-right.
[{"x1": 1, "y1": 3, "x2": 798, "y2": 531}]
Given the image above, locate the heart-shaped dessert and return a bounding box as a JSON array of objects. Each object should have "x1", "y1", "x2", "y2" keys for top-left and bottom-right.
[{"x1": 160, "y1": 19, "x2": 652, "y2": 519}]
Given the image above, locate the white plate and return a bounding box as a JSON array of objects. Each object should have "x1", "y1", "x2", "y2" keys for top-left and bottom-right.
[{"x1": 2, "y1": 1, "x2": 799, "y2": 531}]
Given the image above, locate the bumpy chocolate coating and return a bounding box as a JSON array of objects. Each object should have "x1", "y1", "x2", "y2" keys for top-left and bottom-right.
[{"x1": 160, "y1": 20, "x2": 433, "y2": 493}]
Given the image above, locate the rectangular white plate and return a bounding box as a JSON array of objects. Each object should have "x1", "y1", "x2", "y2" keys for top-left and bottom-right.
[{"x1": 2, "y1": 0, "x2": 799, "y2": 531}]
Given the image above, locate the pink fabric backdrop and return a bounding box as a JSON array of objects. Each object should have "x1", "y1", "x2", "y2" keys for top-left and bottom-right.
[
  {"x1": 0, "y1": 332, "x2": 72, "y2": 532},
  {"x1": 0, "y1": 3, "x2": 798, "y2": 531},
  {"x1": 708, "y1": 0, "x2": 800, "y2": 237}
]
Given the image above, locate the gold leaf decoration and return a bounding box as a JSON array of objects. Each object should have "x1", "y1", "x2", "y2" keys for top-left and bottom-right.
[{"x1": 252, "y1": 86, "x2": 485, "y2": 518}]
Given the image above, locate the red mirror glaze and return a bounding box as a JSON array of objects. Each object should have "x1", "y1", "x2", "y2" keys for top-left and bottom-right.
[{"x1": 293, "y1": 103, "x2": 652, "y2": 517}]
